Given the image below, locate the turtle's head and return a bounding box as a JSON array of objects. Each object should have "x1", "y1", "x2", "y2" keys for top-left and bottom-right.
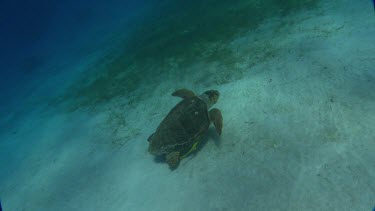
[{"x1": 201, "y1": 90, "x2": 220, "y2": 108}]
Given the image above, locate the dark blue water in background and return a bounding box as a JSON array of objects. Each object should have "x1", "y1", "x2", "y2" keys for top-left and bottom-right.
[{"x1": 0, "y1": 0, "x2": 152, "y2": 109}]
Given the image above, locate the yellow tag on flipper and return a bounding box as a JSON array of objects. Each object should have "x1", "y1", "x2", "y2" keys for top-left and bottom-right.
[{"x1": 180, "y1": 142, "x2": 199, "y2": 159}]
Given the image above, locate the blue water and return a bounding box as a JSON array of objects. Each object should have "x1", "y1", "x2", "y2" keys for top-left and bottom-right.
[
  {"x1": 0, "y1": 0, "x2": 150, "y2": 110},
  {"x1": 1, "y1": 0, "x2": 375, "y2": 210}
]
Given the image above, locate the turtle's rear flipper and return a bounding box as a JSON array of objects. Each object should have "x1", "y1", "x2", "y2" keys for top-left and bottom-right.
[
  {"x1": 209, "y1": 108, "x2": 223, "y2": 135},
  {"x1": 147, "y1": 133, "x2": 154, "y2": 142},
  {"x1": 166, "y1": 151, "x2": 180, "y2": 170},
  {"x1": 172, "y1": 89, "x2": 195, "y2": 99}
]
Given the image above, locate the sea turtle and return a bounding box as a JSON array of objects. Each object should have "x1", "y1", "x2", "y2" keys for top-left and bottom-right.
[{"x1": 148, "y1": 88, "x2": 223, "y2": 169}]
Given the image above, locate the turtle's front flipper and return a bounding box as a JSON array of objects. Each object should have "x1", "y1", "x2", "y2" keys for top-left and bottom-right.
[
  {"x1": 209, "y1": 108, "x2": 223, "y2": 135},
  {"x1": 166, "y1": 151, "x2": 180, "y2": 169},
  {"x1": 172, "y1": 89, "x2": 195, "y2": 99}
]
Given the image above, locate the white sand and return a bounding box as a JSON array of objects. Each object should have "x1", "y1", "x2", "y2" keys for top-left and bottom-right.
[{"x1": 1, "y1": 0, "x2": 374, "y2": 210}]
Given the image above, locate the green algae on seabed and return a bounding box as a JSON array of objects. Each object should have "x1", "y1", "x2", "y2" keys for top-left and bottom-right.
[{"x1": 55, "y1": 0, "x2": 320, "y2": 112}]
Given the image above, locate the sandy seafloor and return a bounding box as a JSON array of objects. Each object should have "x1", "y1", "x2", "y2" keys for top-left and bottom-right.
[{"x1": 1, "y1": 0, "x2": 375, "y2": 210}]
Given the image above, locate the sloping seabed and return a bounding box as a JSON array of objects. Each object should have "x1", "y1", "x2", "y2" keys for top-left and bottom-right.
[
  {"x1": 54, "y1": 0, "x2": 318, "y2": 111},
  {"x1": 1, "y1": 0, "x2": 375, "y2": 210}
]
